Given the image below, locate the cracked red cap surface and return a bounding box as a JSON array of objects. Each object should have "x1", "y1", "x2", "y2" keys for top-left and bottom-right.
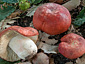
[{"x1": 58, "y1": 33, "x2": 85, "y2": 59}]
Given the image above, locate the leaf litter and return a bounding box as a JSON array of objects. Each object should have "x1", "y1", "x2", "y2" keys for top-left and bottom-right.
[{"x1": 0, "y1": 0, "x2": 85, "y2": 64}]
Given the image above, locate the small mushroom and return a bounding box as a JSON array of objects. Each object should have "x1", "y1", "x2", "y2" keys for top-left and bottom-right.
[
  {"x1": 0, "y1": 26, "x2": 39, "y2": 61},
  {"x1": 58, "y1": 33, "x2": 85, "y2": 59}
]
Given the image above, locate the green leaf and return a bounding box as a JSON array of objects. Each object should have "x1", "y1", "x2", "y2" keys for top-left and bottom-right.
[
  {"x1": 77, "y1": 7, "x2": 85, "y2": 18},
  {"x1": 28, "y1": 0, "x2": 34, "y2": 4},
  {"x1": 0, "y1": 58, "x2": 20, "y2": 64},
  {"x1": 31, "y1": 0, "x2": 35, "y2": 3},
  {"x1": 0, "y1": 6, "x2": 15, "y2": 21},
  {"x1": 0, "y1": 2, "x2": 4, "y2": 4},
  {"x1": 73, "y1": 17, "x2": 85, "y2": 27},
  {"x1": 33, "y1": 0, "x2": 42, "y2": 4},
  {"x1": 0, "y1": 58, "x2": 13, "y2": 64},
  {"x1": 27, "y1": 0, "x2": 42, "y2": 4},
  {"x1": 73, "y1": 7, "x2": 85, "y2": 27},
  {"x1": 1, "y1": 0, "x2": 19, "y2": 3}
]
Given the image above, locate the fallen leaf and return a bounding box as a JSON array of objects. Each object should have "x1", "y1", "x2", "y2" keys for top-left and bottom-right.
[
  {"x1": 7, "y1": 10, "x2": 22, "y2": 19},
  {"x1": 29, "y1": 21, "x2": 34, "y2": 28},
  {"x1": 82, "y1": 0, "x2": 85, "y2": 6},
  {"x1": 76, "y1": 54, "x2": 85, "y2": 64},
  {"x1": 67, "y1": 24, "x2": 82, "y2": 36},
  {"x1": 32, "y1": 52, "x2": 49, "y2": 64},
  {"x1": 41, "y1": 38, "x2": 58, "y2": 45},
  {"x1": 76, "y1": 58, "x2": 82, "y2": 64},
  {"x1": 49, "y1": 58, "x2": 55, "y2": 64},
  {"x1": 67, "y1": 24, "x2": 76, "y2": 33},
  {"x1": 65, "y1": 62, "x2": 73, "y2": 64},
  {"x1": 0, "y1": 19, "x2": 16, "y2": 30},
  {"x1": 38, "y1": 42, "x2": 58, "y2": 54},
  {"x1": 62, "y1": 0, "x2": 81, "y2": 11},
  {"x1": 26, "y1": 4, "x2": 42, "y2": 17},
  {"x1": 39, "y1": 32, "x2": 58, "y2": 45}
]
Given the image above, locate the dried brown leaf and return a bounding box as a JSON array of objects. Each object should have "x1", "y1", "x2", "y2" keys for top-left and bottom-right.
[
  {"x1": 0, "y1": 19, "x2": 16, "y2": 30},
  {"x1": 32, "y1": 52, "x2": 49, "y2": 64},
  {"x1": 38, "y1": 42, "x2": 58, "y2": 54},
  {"x1": 82, "y1": 0, "x2": 85, "y2": 6},
  {"x1": 39, "y1": 32, "x2": 58, "y2": 45},
  {"x1": 62, "y1": 0, "x2": 81, "y2": 11},
  {"x1": 65, "y1": 62, "x2": 73, "y2": 64},
  {"x1": 76, "y1": 54, "x2": 85, "y2": 64},
  {"x1": 67, "y1": 24, "x2": 82, "y2": 36},
  {"x1": 49, "y1": 58, "x2": 55, "y2": 64},
  {"x1": 7, "y1": 10, "x2": 22, "y2": 19}
]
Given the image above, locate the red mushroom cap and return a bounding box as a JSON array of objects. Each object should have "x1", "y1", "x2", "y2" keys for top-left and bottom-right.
[
  {"x1": 33, "y1": 3, "x2": 71, "y2": 35},
  {"x1": 58, "y1": 33, "x2": 85, "y2": 59},
  {"x1": 0, "y1": 26, "x2": 39, "y2": 37}
]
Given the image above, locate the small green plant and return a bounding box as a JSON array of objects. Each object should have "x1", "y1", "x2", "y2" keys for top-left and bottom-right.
[
  {"x1": 0, "y1": 0, "x2": 42, "y2": 21},
  {"x1": 73, "y1": 7, "x2": 85, "y2": 27},
  {"x1": 19, "y1": 0, "x2": 30, "y2": 10}
]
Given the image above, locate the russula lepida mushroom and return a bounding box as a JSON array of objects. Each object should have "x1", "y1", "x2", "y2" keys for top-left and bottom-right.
[
  {"x1": 0, "y1": 26, "x2": 39, "y2": 61},
  {"x1": 58, "y1": 33, "x2": 85, "y2": 59},
  {"x1": 33, "y1": 3, "x2": 71, "y2": 35}
]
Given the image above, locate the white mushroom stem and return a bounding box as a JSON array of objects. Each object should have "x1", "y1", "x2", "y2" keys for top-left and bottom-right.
[
  {"x1": 62, "y1": 0, "x2": 81, "y2": 11},
  {"x1": 8, "y1": 35, "x2": 37, "y2": 59}
]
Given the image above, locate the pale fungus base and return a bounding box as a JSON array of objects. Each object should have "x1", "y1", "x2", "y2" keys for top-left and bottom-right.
[
  {"x1": 0, "y1": 30, "x2": 38, "y2": 61},
  {"x1": 9, "y1": 35, "x2": 37, "y2": 59}
]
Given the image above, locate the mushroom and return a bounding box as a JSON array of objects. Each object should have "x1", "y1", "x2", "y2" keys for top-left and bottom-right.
[
  {"x1": 58, "y1": 33, "x2": 85, "y2": 59},
  {"x1": 33, "y1": 3, "x2": 71, "y2": 35},
  {"x1": 0, "y1": 26, "x2": 39, "y2": 61}
]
